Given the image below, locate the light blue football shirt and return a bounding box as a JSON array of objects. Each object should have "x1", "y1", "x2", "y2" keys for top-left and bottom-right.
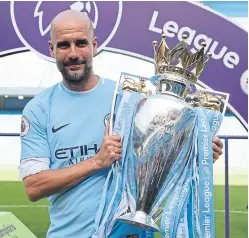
[
  {"x1": 20, "y1": 77, "x2": 153, "y2": 238},
  {"x1": 21, "y1": 77, "x2": 116, "y2": 238}
]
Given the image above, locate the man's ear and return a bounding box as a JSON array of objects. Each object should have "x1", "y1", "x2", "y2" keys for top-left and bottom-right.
[
  {"x1": 92, "y1": 36, "x2": 97, "y2": 57},
  {"x1": 49, "y1": 41, "x2": 55, "y2": 58}
]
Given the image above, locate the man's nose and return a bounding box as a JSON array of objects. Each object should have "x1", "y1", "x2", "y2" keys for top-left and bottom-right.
[{"x1": 68, "y1": 45, "x2": 78, "y2": 60}]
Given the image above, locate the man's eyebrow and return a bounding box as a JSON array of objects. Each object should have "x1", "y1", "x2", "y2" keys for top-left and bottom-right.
[
  {"x1": 56, "y1": 41, "x2": 70, "y2": 48},
  {"x1": 76, "y1": 39, "x2": 89, "y2": 45}
]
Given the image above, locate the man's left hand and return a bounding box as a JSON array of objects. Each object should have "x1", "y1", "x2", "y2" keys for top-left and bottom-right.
[{"x1": 212, "y1": 136, "x2": 223, "y2": 163}]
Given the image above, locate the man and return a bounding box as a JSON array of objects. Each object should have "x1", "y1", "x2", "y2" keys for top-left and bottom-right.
[{"x1": 19, "y1": 10, "x2": 223, "y2": 238}]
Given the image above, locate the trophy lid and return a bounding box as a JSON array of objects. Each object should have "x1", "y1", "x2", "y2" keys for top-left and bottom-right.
[{"x1": 152, "y1": 33, "x2": 212, "y2": 85}]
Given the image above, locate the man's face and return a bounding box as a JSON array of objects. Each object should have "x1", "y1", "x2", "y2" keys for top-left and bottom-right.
[{"x1": 49, "y1": 19, "x2": 97, "y2": 85}]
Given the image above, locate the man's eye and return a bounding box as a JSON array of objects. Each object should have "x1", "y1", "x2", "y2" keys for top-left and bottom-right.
[{"x1": 77, "y1": 44, "x2": 87, "y2": 48}]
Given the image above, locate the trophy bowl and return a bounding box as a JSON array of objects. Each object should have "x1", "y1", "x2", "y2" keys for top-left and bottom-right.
[{"x1": 117, "y1": 78, "x2": 196, "y2": 231}]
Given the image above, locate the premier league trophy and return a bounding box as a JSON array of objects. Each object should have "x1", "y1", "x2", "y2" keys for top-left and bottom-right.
[
  {"x1": 94, "y1": 33, "x2": 226, "y2": 238},
  {"x1": 116, "y1": 33, "x2": 215, "y2": 233}
]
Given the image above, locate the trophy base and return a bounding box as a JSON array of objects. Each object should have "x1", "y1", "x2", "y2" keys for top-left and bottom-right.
[{"x1": 117, "y1": 210, "x2": 160, "y2": 232}]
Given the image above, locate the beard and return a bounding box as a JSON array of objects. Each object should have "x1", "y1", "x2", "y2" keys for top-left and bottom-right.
[{"x1": 56, "y1": 58, "x2": 92, "y2": 85}]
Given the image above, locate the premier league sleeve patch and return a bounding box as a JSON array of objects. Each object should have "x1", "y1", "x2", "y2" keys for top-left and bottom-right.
[{"x1": 21, "y1": 116, "x2": 30, "y2": 137}]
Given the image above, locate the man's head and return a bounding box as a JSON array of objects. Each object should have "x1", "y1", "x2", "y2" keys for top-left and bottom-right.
[{"x1": 49, "y1": 10, "x2": 97, "y2": 85}]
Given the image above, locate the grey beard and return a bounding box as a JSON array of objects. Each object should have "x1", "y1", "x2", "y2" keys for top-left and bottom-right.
[{"x1": 57, "y1": 61, "x2": 92, "y2": 85}]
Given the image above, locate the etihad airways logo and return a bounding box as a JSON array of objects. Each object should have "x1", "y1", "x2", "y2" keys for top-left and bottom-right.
[{"x1": 55, "y1": 143, "x2": 99, "y2": 166}]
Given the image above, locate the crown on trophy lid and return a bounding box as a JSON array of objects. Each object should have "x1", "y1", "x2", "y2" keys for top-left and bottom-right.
[{"x1": 152, "y1": 33, "x2": 212, "y2": 84}]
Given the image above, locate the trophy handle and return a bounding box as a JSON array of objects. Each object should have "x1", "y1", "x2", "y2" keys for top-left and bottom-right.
[{"x1": 109, "y1": 74, "x2": 123, "y2": 135}]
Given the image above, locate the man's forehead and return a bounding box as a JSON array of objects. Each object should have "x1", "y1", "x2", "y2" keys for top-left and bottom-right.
[
  {"x1": 55, "y1": 22, "x2": 88, "y2": 35},
  {"x1": 54, "y1": 17, "x2": 89, "y2": 31},
  {"x1": 50, "y1": 10, "x2": 92, "y2": 41},
  {"x1": 52, "y1": 10, "x2": 90, "y2": 25}
]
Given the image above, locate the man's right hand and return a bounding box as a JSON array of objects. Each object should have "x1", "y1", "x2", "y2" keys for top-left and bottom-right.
[
  {"x1": 22, "y1": 123, "x2": 123, "y2": 202},
  {"x1": 93, "y1": 123, "x2": 122, "y2": 169}
]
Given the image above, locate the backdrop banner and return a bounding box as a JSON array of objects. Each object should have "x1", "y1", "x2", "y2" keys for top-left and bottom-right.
[{"x1": 0, "y1": 1, "x2": 247, "y2": 125}]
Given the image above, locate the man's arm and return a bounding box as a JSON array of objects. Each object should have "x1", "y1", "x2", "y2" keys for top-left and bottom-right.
[
  {"x1": 23, "y1": 124, "x2": 122, "y2": 202},
  {"x1": 23, "y1": 157, "x2": 98, "y2": 202}
]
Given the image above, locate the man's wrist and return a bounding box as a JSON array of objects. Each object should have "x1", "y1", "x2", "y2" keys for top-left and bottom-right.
[{"x1": 90, "y1": 155, "x2": 102, "y2": 171}]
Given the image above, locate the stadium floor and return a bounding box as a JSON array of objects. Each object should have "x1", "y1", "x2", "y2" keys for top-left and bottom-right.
[{"x1": 0, "y1": 182, "x2": 247, "y2": 238}]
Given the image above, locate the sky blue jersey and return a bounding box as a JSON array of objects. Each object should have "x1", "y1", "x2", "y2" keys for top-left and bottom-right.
[{"x1": 21, "y1": 77, "x2": 116, "y2": 238}]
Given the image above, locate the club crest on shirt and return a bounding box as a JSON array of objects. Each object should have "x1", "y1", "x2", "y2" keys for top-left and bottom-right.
[
  {"x1": 104, "y1": 113, "x2": 110, "y2": 126},
  {"x1": 21, "y1": 116, "x2": 30, "y2": 137}
]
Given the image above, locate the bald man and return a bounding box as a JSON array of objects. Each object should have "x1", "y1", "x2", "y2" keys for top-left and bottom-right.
[
  {"x1": 19, "y1": 10, "x2": 223, "y2": 238},
  {"x1": 19, "y1": 10, "x2": 126, "y2": 238}
]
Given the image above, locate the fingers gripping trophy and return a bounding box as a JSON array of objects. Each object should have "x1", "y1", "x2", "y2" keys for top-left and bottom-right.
[{"x1": 114, "y1": 33, "x2": 221, "y2": 238}]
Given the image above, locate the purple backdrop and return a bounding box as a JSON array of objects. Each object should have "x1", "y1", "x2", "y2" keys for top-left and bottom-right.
[{"x1": 0, "y1": 1, "x2": 248, "y2": 125}]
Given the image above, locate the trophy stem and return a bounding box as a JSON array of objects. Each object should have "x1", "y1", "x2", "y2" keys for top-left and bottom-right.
[
  {"x1": 117, "y1": 210, "x2": 160, "y2": 232},
  {"x1": 156, "y1": 75, "x2": 191, "y2": 99}
]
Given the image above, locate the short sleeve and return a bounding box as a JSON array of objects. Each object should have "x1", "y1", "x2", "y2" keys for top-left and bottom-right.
[{"x1": 20, "y1": 101, "x2": 51, "y2": 160}]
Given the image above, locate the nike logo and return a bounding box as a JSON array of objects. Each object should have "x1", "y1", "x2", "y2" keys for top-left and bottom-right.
[{"x1": 52, "y1": 123, "x2": 70, "y2": 133}]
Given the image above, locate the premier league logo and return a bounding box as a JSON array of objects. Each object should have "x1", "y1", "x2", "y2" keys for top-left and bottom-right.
[{"x1": 10, "y1": 1, "x2": 122, "y2": 61}]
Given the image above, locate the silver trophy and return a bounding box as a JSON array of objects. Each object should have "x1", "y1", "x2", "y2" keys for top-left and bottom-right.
[{"x1": 117, "y1": 34, "x2": 212, "y2": 231}]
